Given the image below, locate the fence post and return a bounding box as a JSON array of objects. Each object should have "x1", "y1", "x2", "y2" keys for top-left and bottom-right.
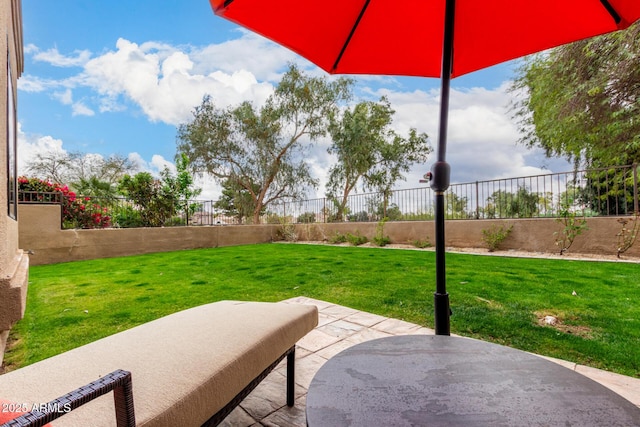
[
  {"x1": 475, "y1": 181, "x2": 479, "y2": 219},
  {"x1": 634, "y1": 164, "x2": 638, "y2": 214},
  {"x1": 323, "y1": 198, "x2": 326, "y2": 223},
  {"x1": 60, "y1": 193, "x2": 64, "y2": 229}
]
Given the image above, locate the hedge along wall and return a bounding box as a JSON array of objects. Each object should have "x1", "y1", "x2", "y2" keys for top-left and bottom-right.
[{"x1": 19, "y1": 205, "x2": 640, "y2": 265}]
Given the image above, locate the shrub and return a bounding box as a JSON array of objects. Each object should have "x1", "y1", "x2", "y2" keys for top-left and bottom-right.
[
  {"x1": 346, "y1": 231, "x2": 368, "y2": 246},
  {"x1": 481, "y1": 224, "x2": 513, "y2": 252},
  {"x1": 18, "y1": 176, "x2": 111, "y2": 229},
  {"x1": 328, "y1": 232, "x2": 348, "y2": 244},
  {"x1": 64, "y1": 198, "x2": 112, "y2": 229},
  {"x1": 117, "y1": 172, "x2": 176, "y2": 227},
  {"x1": 276, "y1": 216, "x2": 298, "y2": 242},
  {"x1": 412, "y1": 238, "x2": 432, "y2": 248},
  {"x1": 166, "y1": 216, "x2": 187, "y2": 227},
  {"x1": 616, "y1": 214, "x2": 640, "y2": 258},
  {"x1": 372, "y1": 218, "x2": 391, "y2": 247},
  {"x1": 554, "y1": 210, "x2": 588, "y2": 255},
  {"x1": 113, "y1": 206, "x2": 144, "y2": 228}
]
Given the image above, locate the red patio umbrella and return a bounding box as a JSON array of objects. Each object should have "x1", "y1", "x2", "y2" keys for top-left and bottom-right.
[{"x1": 208, "y1": 0, "x2": 640, "y2": 335}]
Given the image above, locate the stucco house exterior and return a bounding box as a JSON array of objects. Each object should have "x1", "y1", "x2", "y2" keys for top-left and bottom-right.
[{"x1": 0, "y1": 0, "x2": 27, "y2": 367}]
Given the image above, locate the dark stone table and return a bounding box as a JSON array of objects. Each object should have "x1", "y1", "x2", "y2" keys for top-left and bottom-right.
[{"x1": 306, "y1": 335, "x2": 640, "y2": 426}]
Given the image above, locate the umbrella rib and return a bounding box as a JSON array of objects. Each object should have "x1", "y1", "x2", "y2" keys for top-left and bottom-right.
[
  {"x1": 599, "y1": 0, "x2": 622, "y2": 24},
  {"x1": 332, "y1": 0, "x2": 371, "y2": 72}
]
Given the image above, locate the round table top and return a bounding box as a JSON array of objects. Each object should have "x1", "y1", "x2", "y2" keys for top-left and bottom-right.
[{"x1": 306, "y1": 335, "x2": 640, "y2": 426}]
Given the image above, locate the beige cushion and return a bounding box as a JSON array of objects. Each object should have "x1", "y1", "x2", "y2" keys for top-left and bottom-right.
[{"x1": 0, "y1": 300, "x2": 318, "y2": 427}]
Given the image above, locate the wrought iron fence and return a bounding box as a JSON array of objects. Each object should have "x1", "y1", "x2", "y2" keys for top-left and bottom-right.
[
  {"x1": 19, "y1": 164, "x2": 640, "y2": 228},
  {"x1": 271, "y1": 164, "x2": 639, "y2": 223}
]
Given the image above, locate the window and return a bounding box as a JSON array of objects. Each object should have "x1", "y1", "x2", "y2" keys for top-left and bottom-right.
[{"x1": 7, "y1": 50, "x2": 17, "y2": 219}]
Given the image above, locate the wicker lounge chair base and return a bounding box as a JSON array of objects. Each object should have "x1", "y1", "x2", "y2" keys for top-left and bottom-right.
[{"x1": 1, "y1": 370, "x2": 135, "y2": 427}]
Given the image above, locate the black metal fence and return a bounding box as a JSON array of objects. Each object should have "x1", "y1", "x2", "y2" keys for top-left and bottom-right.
[
  {"x1": 19, "y1": 164, "x2": 640, "y2": 229},
  {"x1": 270, "y1": 164, "x2": 639, "y2": 223}
]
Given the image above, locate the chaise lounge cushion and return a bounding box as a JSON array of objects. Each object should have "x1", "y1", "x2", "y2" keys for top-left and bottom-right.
[{"x1": 0, "y1": 300, "x2": 318, "y2": 427}]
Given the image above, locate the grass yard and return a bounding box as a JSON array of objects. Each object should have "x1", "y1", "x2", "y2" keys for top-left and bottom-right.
[{"x1": 5, "y1": 243, "x2": 640, "y2": 378}]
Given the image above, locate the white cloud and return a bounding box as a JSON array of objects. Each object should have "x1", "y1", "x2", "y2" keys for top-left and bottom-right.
[
  {"x1": 17, "y1": 123, "x2": 66, "y2": 174},
  {"x1": 24, "y1": 44, "x2": 39, "y2": 55},
  {"x1": 193, "y1": 173, "x2": 222, "y2": 201},
  {"x1": 17, "y1": 75, "x2": 52, "y2": 92},
  {"x1": 375, "y1": 82, "x2": 573, "y2": 189},
  {"x1": 52, "y1": 88, "x2": 94, "y2": 116},
  {"x1": 128, "y1": 152, "x2": 165, "y2": 176},
  {"x1": 151, "y1": 154, "x2": 174, "y2": 173},
  {"x1": 21, "y1": 35, "x2": 329, "y2": 128},
  {"x1": 125, "y1": 152, "x2": 146, "y2": 173},
  {"x1": 190, "y1": 30, "x2": 303, "y2": 82},
  {"x1": 76, "y1": 38, "x2": 276, "y2": 125},
  {"x1": 71, "y1": 102, "x2": 95, "y2": 117},
  {"x1": 33, "y1": 47, "x2": 92, "y2": 67},
  {"x1": 54, "y1": 88, "x2": 73, "y2": 105}
]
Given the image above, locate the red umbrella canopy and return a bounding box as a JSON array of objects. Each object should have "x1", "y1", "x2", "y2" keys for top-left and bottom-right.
[{"x1": 210, "y1": 0, "x2": 640, "y2": 78}]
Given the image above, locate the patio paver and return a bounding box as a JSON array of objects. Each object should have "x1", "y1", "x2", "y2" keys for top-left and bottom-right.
[{"x1": 219, "y1": 296, "x2": 640, "y2": 426}]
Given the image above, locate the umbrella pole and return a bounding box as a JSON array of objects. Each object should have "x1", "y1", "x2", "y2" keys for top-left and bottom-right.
[{"x1": 431, "y1": 0, "x2": 456, "y2": 336}]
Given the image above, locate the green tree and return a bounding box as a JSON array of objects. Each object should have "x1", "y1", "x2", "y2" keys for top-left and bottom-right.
[
  {"x1": 163, "y1": 153, "x2": 202, "y2": 218},
  {"x1": 177, "y1": 64, "x2": 353, "y2": 224},
  {"x1": 118, "y1": 173, "x2": 174, "y2": 227},
  {"x1": 326, "y1": 97, "x2": 430, "y2": 221},
  {"x1": 511, "y1": 22, "x2": 640, "y2": 169},
  {"x1": 214, "y1": 178, "x2": 263, "y2": 223},
  {"x1": 581, "y1": 167, "x2": 638, "y2": 215},
  {"x1": 117, "y1": 161, "x2": 201, "y2": 227},
  {"x1": 557, "y1": 182, "x2": 594, "y2": 215},
  {"x1": 74, "y1": 176, "x2": 119, "y2": 203},
  {"x1": 486, "y1": 187, "x2": 540, "y2": 218},
  {"x1": 446, "y1": 193, "x2": 468, "y2": 219}
]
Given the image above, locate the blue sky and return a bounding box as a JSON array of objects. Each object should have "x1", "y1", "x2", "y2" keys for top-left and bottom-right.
[{"x1": 17, "y1": 1, "x2": 571, "y2": 199}]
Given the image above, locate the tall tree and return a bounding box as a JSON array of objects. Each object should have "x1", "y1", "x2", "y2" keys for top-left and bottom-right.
[
  {"x1": 486, "y1": 187, "x2": 540, "y2": 219},
  {"x1": 25, "y1": 151, "x2": 74, "y2": 184},
  {"x1": 162, "y1": 153, "x2": 202, "y2": 216},
  {"x1": 510, "y1": 22, "x2": 640, "y2": 169},
  {"x1": 74, "y1": 176, "x2": 119, "y2": 202},
  {"x1": 25, "y1": 151, "x2": 136, "y2": 194},
  {"x1": 117, "y1": 157, "x2": 201, "y2": 227},
  {"x1": 177, "y1": 64, "x2": 353, "y2": 223},
  {"x1": 214, "y1": 178, "x2": 262, "y2": 223},
  {"x1": 326, "y1": 97, "x2": 430, "y2": 221},
  {"x1": 445, "y1": 192, "x2": 468, "y2": 219},
  {"x1": 118, "y1": 172, "x2": 174, "y2": 227}
]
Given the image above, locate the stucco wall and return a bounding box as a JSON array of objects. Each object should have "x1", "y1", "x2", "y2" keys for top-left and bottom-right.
[
  {"x1": 0, "y1": 0, "x2": 26, "y2": 367},
  {"x1": 295, "y1": 216, "x2": 640, "y2": 258},
  {"x1": 19, "y1": 205, "x2": 280, "y2": 265},
  {"x1": 19, "y1": 204, "x2": 640, "y2": 265}
]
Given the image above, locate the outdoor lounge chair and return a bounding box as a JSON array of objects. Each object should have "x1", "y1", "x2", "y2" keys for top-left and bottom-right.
[{"x1": 0, "y1": 300, "x2": 318, "y2": 426}]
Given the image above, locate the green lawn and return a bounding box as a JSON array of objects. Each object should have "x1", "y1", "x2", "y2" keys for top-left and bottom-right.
[{"x1": 5, "y1": 243, "x2": 640, "y2": 378}]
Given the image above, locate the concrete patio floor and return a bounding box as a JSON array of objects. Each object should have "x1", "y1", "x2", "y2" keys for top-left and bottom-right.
[{"x1": 220, "y1": 296, "x2": 640, "y2": 426}]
